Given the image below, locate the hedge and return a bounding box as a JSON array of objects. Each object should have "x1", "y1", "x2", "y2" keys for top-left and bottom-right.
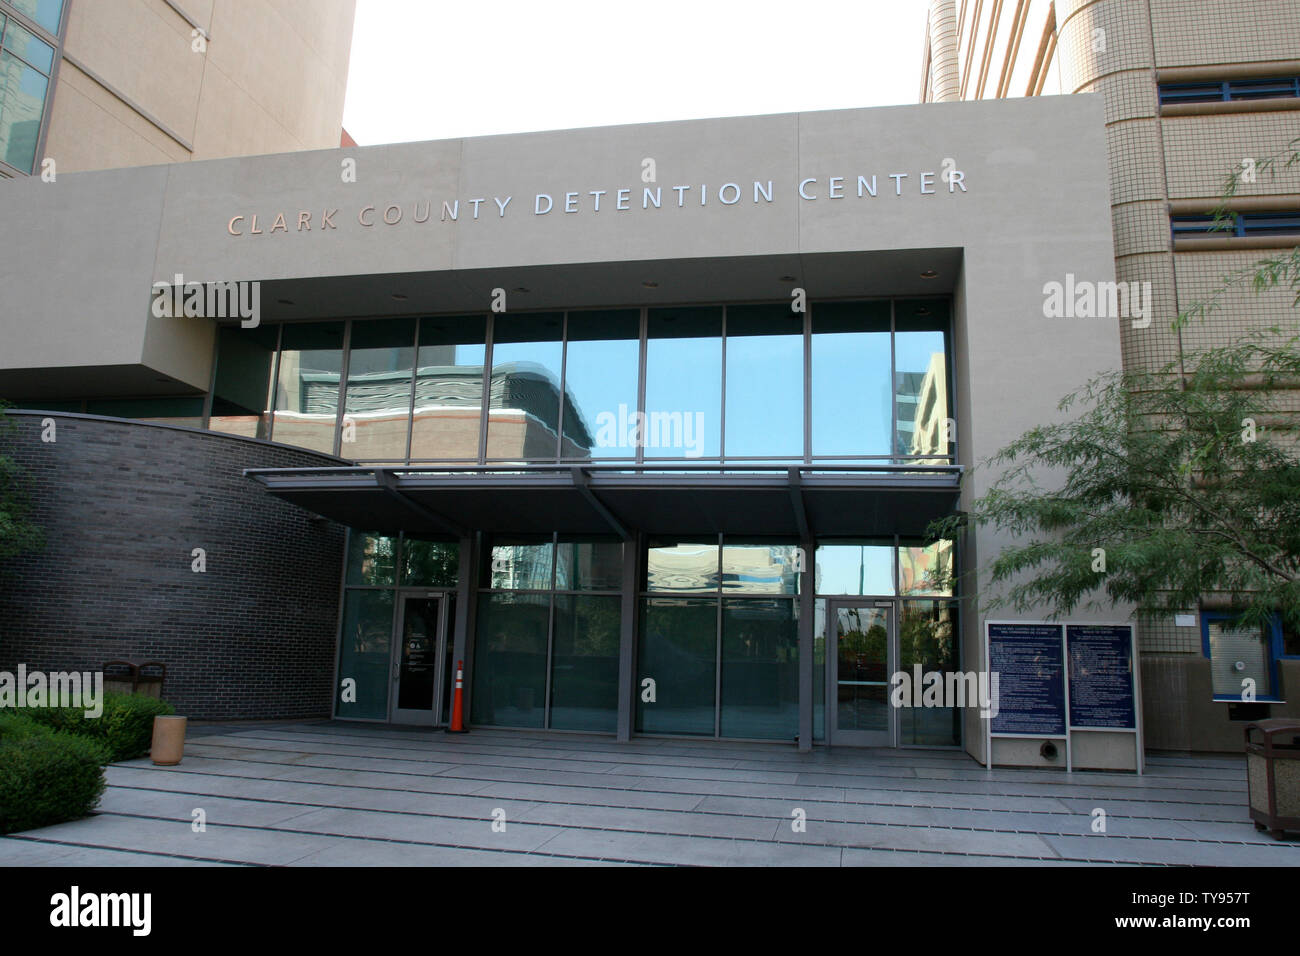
[
  {"x1": 23, "y1": 691, "x2": 174, "y2": 762},
  {"x1": 0, "y1": 713, "x2": 107, "y2": 834}
]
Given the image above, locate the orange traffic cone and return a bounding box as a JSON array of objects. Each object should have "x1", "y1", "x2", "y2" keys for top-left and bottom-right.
[{"x1": 447, "y1": 660, "x2": 468, "y2": 733}]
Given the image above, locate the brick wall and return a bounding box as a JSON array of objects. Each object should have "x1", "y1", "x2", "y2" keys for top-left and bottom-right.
[{"x1": 0, "y1": 412, "x2": 346, "y2": 719}]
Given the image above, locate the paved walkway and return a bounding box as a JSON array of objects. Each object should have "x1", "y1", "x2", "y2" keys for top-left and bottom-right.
[{"x1": 2, "y1": 721, "x2": 1298, "y2": 866}]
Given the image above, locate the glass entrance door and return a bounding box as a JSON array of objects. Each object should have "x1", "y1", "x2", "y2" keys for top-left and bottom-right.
[
  {"x1": 828, "y1": 602, "x2": 894, "y2": 746},
  {"x1": 390, "y1": 594, "x2": 449, "y2": 725}
]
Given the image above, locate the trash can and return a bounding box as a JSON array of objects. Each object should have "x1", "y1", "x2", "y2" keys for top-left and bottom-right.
[
  {"x1": 151, "y1": 715, "x2": 188, "y2": 766},
  {"x1": 1244, "y1": 719, "x2": 1300, "y2": 838}
]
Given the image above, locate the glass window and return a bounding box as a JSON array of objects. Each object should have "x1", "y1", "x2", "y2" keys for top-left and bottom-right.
[
  {"x1": 898, "y1": 600, "x2": 961, "y2": 745},
  {"x1": 400, "y1": 537, "x2": 458, "y2": 587},
  {"x1": 720, "y1": 598, "x2": 798, "y2": 739},
  {"x1": 549, "y1": 594, "x2": 620, "y2": 732},
  {"x1": 721, "y1": 540, "x2": 800, "y2": 594},
  {"x1": 811, "y1": 301, "x2": 892, "y2": 457},
  {"x1": 3, "y1": 20, "x2": 53, "y2": 73},
  {"x1": 343, "y1": 318, "x2": 416, "y2": 461},
  {"x1": 1206, "y1": 616, "x2": 1274, "y2": 699},
  {"x1": 636, "y1": 597, "x2": 717, "y2": 735},
  {"x1": 472, "y1": 592, "x2": 550, "y2": 727},
  {"x1": 898, "y1": 538, "x2": 953, "y2": 596},
  {"x1": 562, "y1": 309, "x2": 639, "y2": 459},
  {"x1": 554, "y1": 537, "x2": 623, "y2": 591},
  {"x1": 85, "y1": 397, "x2": 204, "y2": 427},
  {"x1": 645, "y1": 307, "x2": 721, "y2": 459},
  {"x1": 646, "y1": 538, "x2": 719, "y2": 592},
  {"x1": 346, "y1": 531, "x2": 397, "y2": 587},
  {"x1": 482, "y1": 535, "x2": 554, "y2": 590},
  {"x1": 486, "y1": 311, "x2": 563, "y2": 460},
  {"x1": 724, "y1": 304, "x2": 803, "y2": 458},
  {"x1": 0, "y1": 49, "x2": 48, "y2": 174},
  {"x1": 815, "y1": 539, "x2": 895, "y2": 595},
  {"x1": 894, "y1": 300, "x2": 950, "y2": 460},
  {"x1": 209, "y1": 323, "x2": 277, "y2": 439},
  {"x1": 273, "y1": 322, "x2": 344, "y2": 455},
  {"x1": 411, "y1": 315, "x2": 486, "y2": 461},
  {"x1": 336, "y1": 589, "x2": 394, "y2": 719},
  {"x1": 7, "y1": 0, "x2": 63, "y2": 35}
]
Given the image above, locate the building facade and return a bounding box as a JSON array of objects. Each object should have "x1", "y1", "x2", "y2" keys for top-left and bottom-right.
[
  {"x1": 0, "y1": 94, "x2": 1143, "y2": 766},
  {"x1": 0, "y1": 0, "x2": 355, "y2": 179},
  {"x1": 920, "y1": 0, "x2": 1300, "y2": 750}
]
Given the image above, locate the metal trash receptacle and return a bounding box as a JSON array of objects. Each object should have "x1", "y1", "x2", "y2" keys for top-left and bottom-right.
[{"x1": 1244, "y1": 719, "x2": 1300, "y2": 839}]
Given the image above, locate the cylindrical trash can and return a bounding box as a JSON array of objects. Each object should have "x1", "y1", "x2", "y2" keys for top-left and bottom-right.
[
  {"x1": 1244, "y1": 718, "x2": 1300, "y2": 838},
  {"x1": 151, "y1": 715, "x2": 187, "y2": 766}
]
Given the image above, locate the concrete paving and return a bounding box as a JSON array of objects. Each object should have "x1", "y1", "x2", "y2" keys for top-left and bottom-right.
[{"x1": 2, "y1": 720, "x2": 1298, "y2": 866}]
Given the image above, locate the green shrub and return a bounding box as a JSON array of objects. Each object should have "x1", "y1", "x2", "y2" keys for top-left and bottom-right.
[
  {"x1": 0, "y1": 712, "x2": 53, "y2": 741},
  {"x1": 23, "y1": 692, "x2": 175, "y2": 762},
  {"x1": 0, "y1": 729, "x2": 107, "y2": 834}
]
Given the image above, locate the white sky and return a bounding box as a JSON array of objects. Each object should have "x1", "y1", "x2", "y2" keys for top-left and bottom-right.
[{"x1": 342, "y1": 0, "x2": 932, "y2": 145}]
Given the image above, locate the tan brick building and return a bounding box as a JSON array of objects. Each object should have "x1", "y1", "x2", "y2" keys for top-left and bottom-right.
[{"x1": 920, "y1": 0, "x2": 1300, "y2": 750}]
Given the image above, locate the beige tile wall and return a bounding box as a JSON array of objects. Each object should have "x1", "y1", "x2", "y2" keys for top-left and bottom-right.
[{"x1": 42, "y1": 0, "x2": 355, "y2": 172}]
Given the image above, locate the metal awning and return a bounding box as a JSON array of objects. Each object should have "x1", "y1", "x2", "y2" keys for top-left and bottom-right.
[{"x1": 244, "y1": 464, "x2": 963, "y2": 539}]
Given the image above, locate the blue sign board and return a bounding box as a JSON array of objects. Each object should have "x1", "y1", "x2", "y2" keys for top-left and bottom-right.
[
  {"x1": 988, "y1": 623, "x2": 1066, "y2": 736},
  {"x1": 1067, "y1": 624, "x2": 1136, "y2": 729}
]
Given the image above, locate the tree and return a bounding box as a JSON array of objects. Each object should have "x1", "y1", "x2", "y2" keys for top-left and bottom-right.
[
  {"x1": 930, "y1": 335, "x2": 1300, "y2": 633},
  {"x1": 0, "y1": 402, "x2": 44, "y2": 560},
  {"x1": 931, "y1": 138, "x2": 1300, "y2": 634}
]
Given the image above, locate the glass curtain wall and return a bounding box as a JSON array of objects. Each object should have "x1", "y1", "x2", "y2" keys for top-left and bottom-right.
[
  {"x1": 342, "y1": 318, "x2": 416, "y2": 462},
  {"x1": 0, "y1": 0, "x2": 63, "y2": 176},
  {"x1": 411, "y1": 315, "x2": 486, "y2": 461},
  {"x1": 637, "y1": 536, "x2": 800, "y2": 740},
  {"x1": 197, "y1": 298, "x2": 951, "y2": 466},
  {"x1": 336, "y1": 531, "x2": 458, "y2": 720},
  {"x1": 471, "y1": 535, "x2": 623, "y2": 732},
  {"x1": 813, "y1": 536, "x2": 958, "y2": 746},
  {"x1": 272, "y1": 322, "x2": 345, "y2": 455}
]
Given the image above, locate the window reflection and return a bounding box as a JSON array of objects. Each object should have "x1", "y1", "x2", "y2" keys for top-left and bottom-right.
[
  {"x1": 898, "y1": 538, "x2": 954, "y2": 596},
  {"x1": 210, "y1": 324, "x2": 277, "y2": 439},
  {"x1": 646, "y1": 539, "x2": 720, "y2": 592},
  {"x1": 898, "y1": 600, "x2": 960, "y2": 745},
  {"x1": 721, "y1": 540, "x2": 800, "y2": 594},
  {"x1": 894, "y1": 300, "x2": 950, "y2": 461},
  {"x1": 482, "y1": 536, "x2": 554, "y2": 590},
  {"x1": 343, "y1": 318, "x2": 415, "y2": 461},
  {"x1": 0, "y1": 50, "x2": 48, "y2": 174},
  {"x1": 645, "y1": 307, "x2": 721, "y2": 459},
  {"x1": 411, "y1": 315, "x2": 485, "y2": 460},
  {"x1": 811, "y1": 302, "x2": 892, "y2": 457},
  {"x1": 487, "y1": 312, "x2": 563, "y2": 460},
  {"x1": 815, "y1": 540, "x2": 895, "y2": 595},
  {"x1": 272, "y1": 322, "x2": 344, "y2": 454},
  {"x1": 725, "y1": 304, "x2": 803, "y2": 458},
  {"x1": 563, "y1": 309, "x2": 639, "y2": 459}
]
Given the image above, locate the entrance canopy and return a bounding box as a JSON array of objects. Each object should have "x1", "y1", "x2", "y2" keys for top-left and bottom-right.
[{"x1": 243, "y1": 464, "x2": 962, "y2": 538}]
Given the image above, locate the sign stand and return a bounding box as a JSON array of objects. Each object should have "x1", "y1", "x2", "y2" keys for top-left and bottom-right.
[{"x1": 985, "y1": 620, "x2": 1142, "y2": 773}]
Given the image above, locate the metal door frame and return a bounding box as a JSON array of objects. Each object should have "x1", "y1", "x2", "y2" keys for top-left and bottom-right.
[
  {"x1": 826, "y1": 598, "x2": 896, "y2": 747},
  {"x1": 390, "y1": 589, "x2": 451, "y2": 725}
]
